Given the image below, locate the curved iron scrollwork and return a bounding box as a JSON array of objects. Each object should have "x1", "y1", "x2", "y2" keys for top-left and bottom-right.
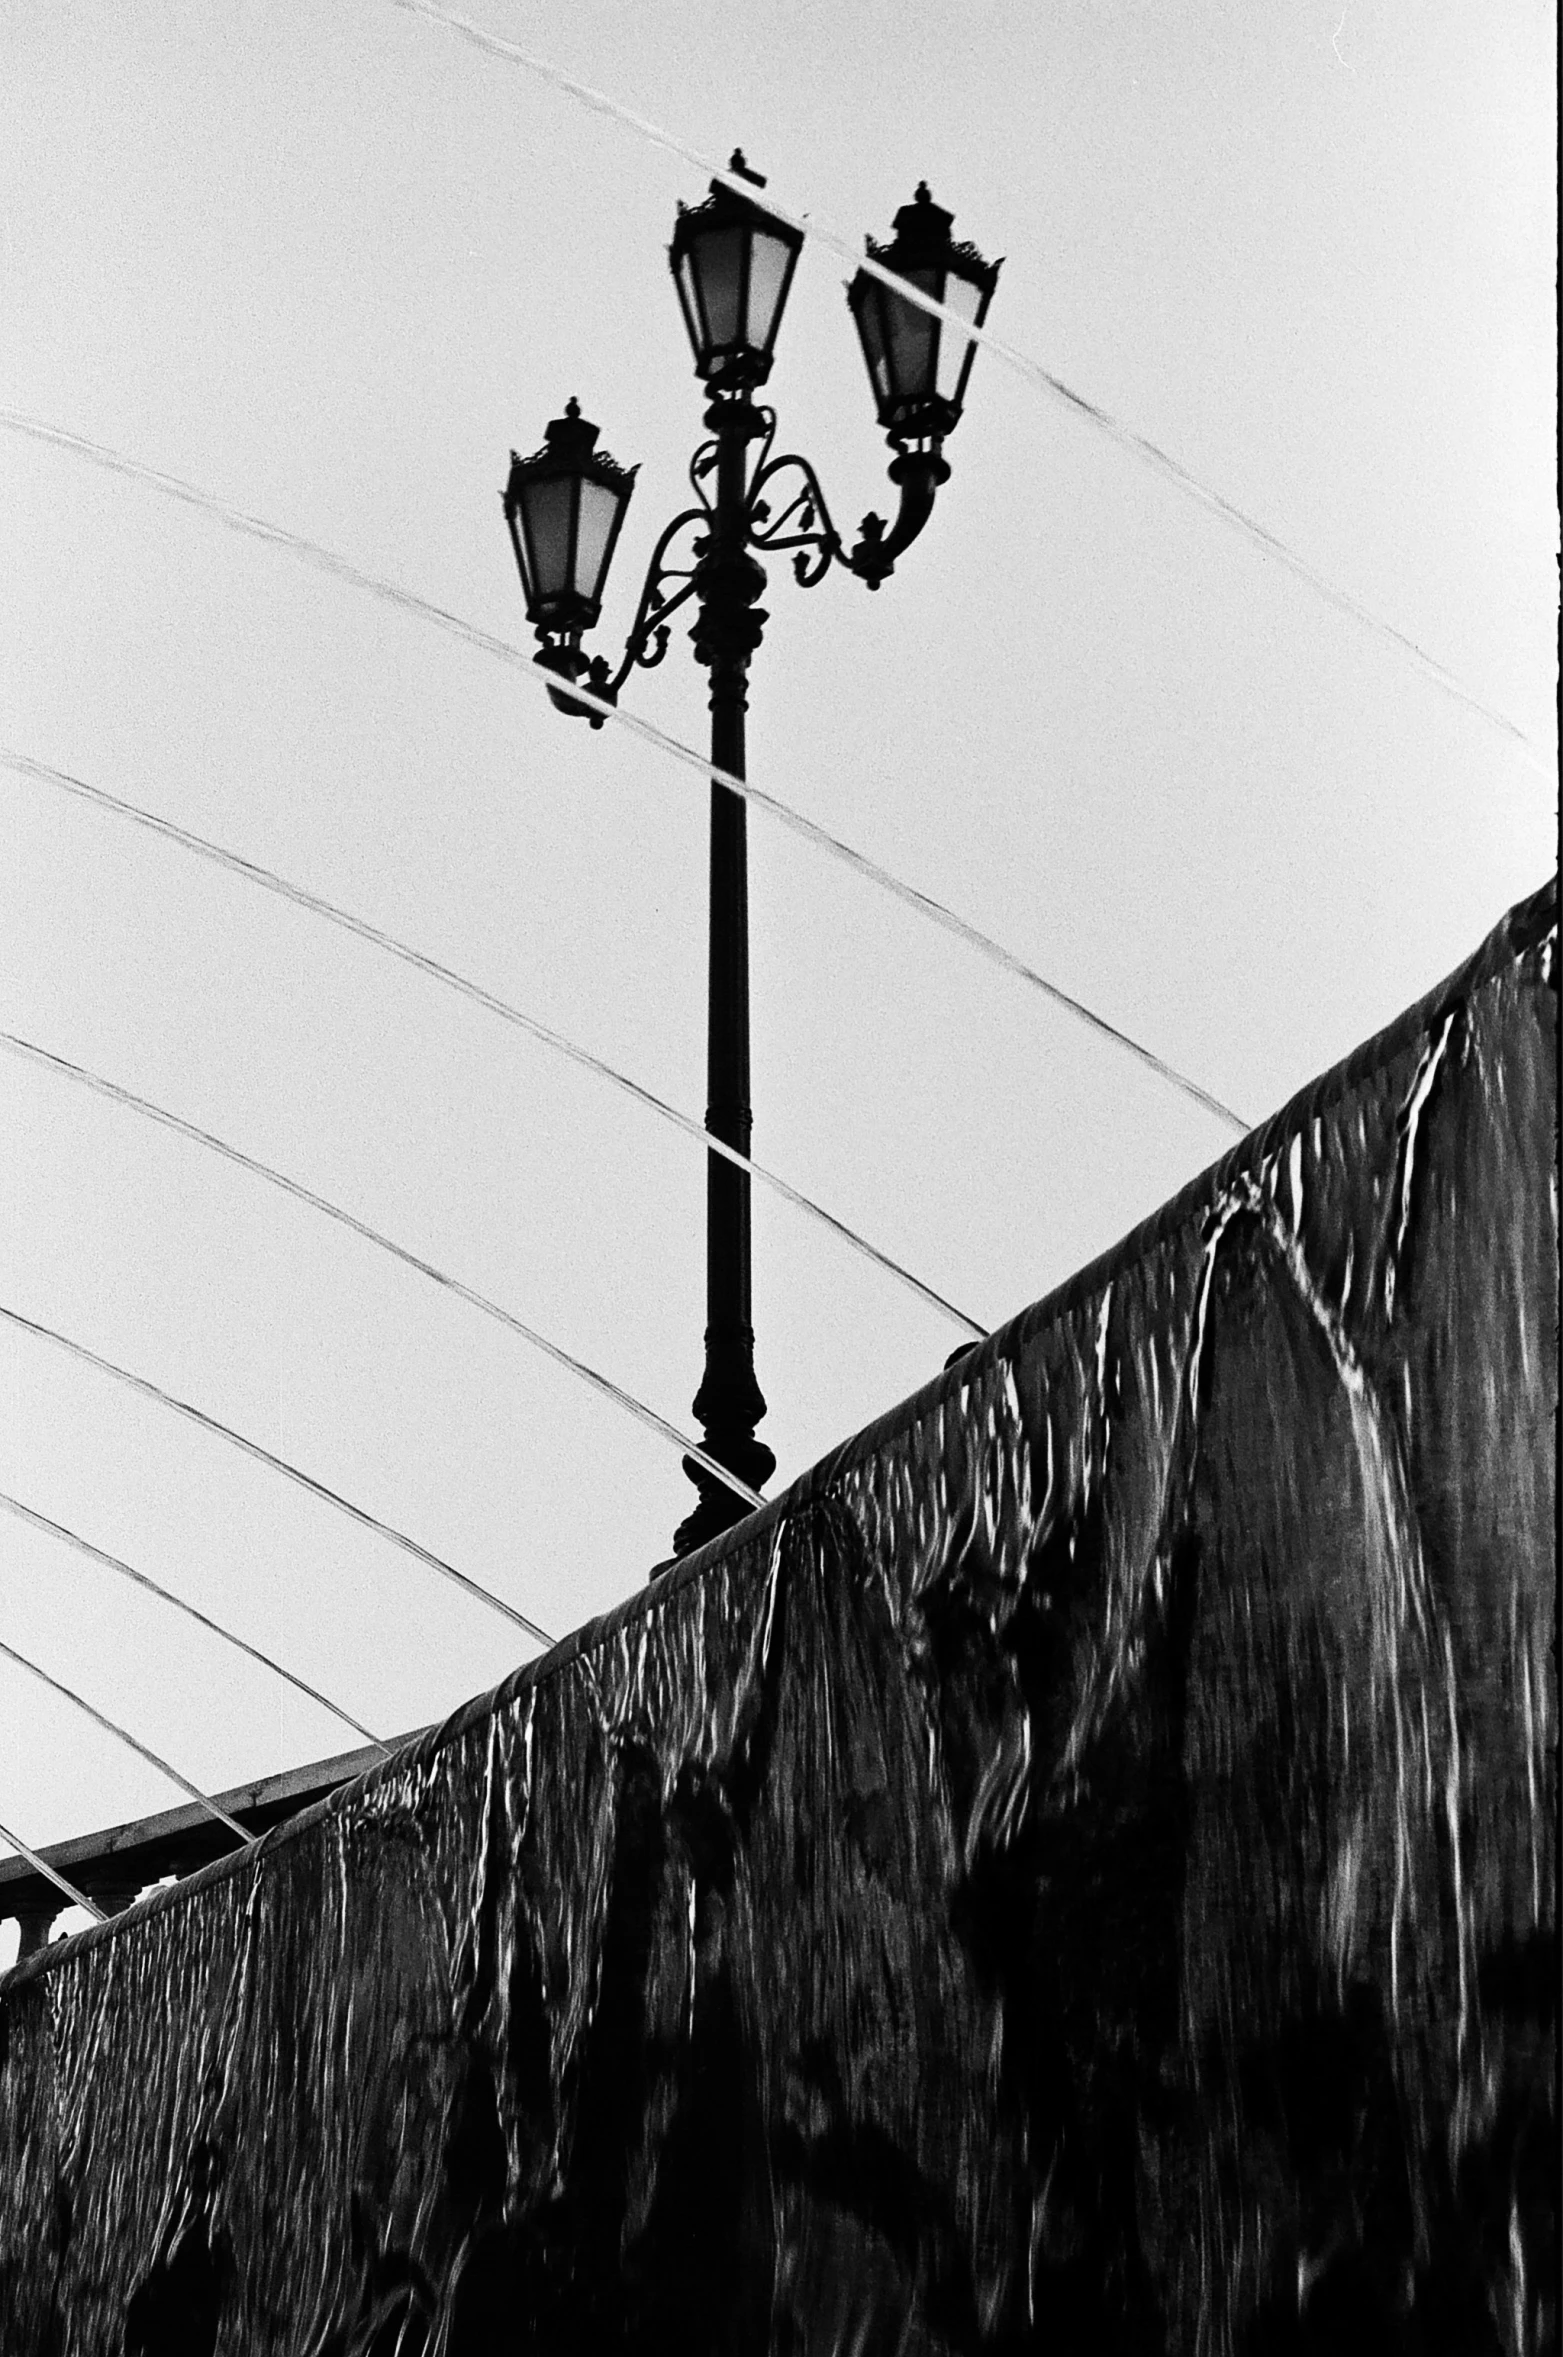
[
  {"x1": 608, "y1": 506, "x2": 710, "y2": 690},
  {"x1": 546, "y1": 506, "x2": 709, "y2": 722},
  {"x1": 743, "y1": 405, "x2": 950, "y2": 593},
  {"x1": 689, "y1": 436, "x2": 721, "y2": 509},
  {"x1": 748, "y1": 446, "x2": 842, "y2": 589},
  {"x1": 537, "y1": 393, "x2": 953, "y2": 724}
]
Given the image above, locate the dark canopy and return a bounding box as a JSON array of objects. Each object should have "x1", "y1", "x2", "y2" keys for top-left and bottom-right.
[{"x1": 1, "y1": 878, "x2": 1555, "y2": 2355}]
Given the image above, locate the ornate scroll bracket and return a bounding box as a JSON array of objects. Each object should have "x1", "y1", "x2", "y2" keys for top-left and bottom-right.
[
  {"x1": 746, "y1": 413, "x2": 952, "y2": 595},
  {"x1": 536, "y1": 399, "x2": 954, "y2": 724}
]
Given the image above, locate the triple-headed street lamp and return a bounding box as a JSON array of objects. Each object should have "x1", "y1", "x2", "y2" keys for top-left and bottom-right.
[{"x1": 503, "y1": 155, "x2": 999, "y2": 1559}]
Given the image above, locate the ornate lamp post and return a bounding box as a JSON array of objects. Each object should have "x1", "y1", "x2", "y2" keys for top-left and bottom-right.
[{"x1": 504, "y1": 156, "x2": 999, "y2": 1558}]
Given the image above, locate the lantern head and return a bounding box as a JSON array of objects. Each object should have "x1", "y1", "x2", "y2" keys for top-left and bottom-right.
[
  {"x1": 669, "y1": 152, "x2": 804, "y2": 394},
  {"x1": 503, "y1": 399, "x2": 637, "y2": 637},
  {"x1": 848, "y1": 185, "x2": 1000, "y2": 449}
]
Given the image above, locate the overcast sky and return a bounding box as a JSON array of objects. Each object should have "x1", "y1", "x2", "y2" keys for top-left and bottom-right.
[{"x1": 2, "y1": 0, "x2": 1555, "y2": 1941}]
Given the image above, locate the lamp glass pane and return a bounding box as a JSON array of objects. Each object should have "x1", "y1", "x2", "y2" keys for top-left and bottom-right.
[
  {"x1": 933, "y1": 269, "x2": 983, "y2": 403},
  {"x1": 675, "y1": 248, "x2": 705, "y2": 361},
  {"x1": 885, "y1": 265, "x2": 940, "y2": 402},
  {"x1": 572, "y1": 479, "x2": 622, "y2": 604},
  {"x1": 745, "y1": 229, "x2": 792, "y2": 353},
  {"x1": 695, "y1": 225, "x2": 745, "y2": 350},
  {"x1": 520, "y1": 475, "x2": 575, "y2": 602},
  {"x1": 850, "y1": 280, "x2": 891, "y2": 402}
]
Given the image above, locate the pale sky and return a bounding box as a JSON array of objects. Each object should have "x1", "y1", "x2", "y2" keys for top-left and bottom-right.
[{"x1": 1, "y1": 0, "x2": 1555, "y2": 1944}]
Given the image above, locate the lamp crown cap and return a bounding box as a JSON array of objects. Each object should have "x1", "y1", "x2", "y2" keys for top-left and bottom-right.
[
  {"x1": 728, "y1": 148, "x2": 766, "y2": 186},
  {"x1": 892, "y1": 182, "x2": 955, "y2": 249},
  {"x1": 546, "y1": 399, "x2": 599, "y2": 457}
]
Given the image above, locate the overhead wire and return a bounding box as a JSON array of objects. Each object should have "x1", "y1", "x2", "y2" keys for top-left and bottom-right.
[
  {"x1": 0, "y1": 1491, "x2": 390, "y2": 1759},
  {"x1": 17, "y1": 17, "x2": 1498, "y2": 1895},
  {"x1": 0, "y1": 1030, "x2": 767, "y2": 1517},
  {"x1": 0, "y1": 1301, "x2": 557, "y2": 1650},
  {"x1": 1, "y1": 749, "x2": 988, "y2": 1341},
  {"x1": 0, "y1": 1635, "x2": 257, "y2": 1848},
  {"x1": 0, "y1": 1818, "x2": 107, "y2": 1927},
  {"x1": 389, "y1": 0, "x2": 1552, "y2": 782},
  {"x1": 0, "y1": 412, "x2": 1248, "y2": 1134}
]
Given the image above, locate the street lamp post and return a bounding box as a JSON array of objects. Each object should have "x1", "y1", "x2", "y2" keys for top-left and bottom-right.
[{"x1": 503, "y1": 155, "x2": 999, "y2": 1559}]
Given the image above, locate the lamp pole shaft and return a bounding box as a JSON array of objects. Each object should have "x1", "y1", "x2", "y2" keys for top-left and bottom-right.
[{"x1": 674, "y1": 398, "x2": 776, "y2": 1555}]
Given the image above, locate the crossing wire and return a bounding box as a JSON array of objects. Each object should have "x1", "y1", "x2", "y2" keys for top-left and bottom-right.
[
  {"x1": 0, "y1": 1301, "x2": 557, "y2": 1650},
  {"x1": 0, "y1": 1491, "x2": 390, "y2": 1759},
  {"x1": 390, "y1": 0, "x2": 1551, "y2": 782},
  {"x1": 0, "y1": 1030, "x2": 767, "y2": 1517},
  {"x1": 1, "y1": 749, "x2": 988, "y2": 1342},
  {"x1": 0, "y1": 1817, "x2": 107, "y2": 1927},
  {"x1": 0, "y1": 1635, "x2": 257, "y2": 1848},
  {"x1": 0, "y1": 411, "x2": 1250, "y2": 1135}
]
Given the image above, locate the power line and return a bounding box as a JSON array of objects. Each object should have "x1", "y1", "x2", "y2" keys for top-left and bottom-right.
[
  {"x1": 0, "y1": 412, "x2": 1250, "y2": 1133},
  {"x1": 0, "y1": 1300, "x2": 557, "y2": 1650},
  {"x1": 515, "y1": 667, "x2": 1254, "y2": 1128},
  {"x1": 390, "y1": 0, "x2": 1552, "y2": 781},
  {"x1": 1, "y1": 749, "x2": 987, "y2": 1342},
  {"x1": 0, "y1": 1635, "x2": 257, "y2": 1848},
  {"x1": 0, "y1": 1817, "x2": 107, "y2": 1927},
  {"x1": 0, "y1": 1030, "x2": 768, "y2": 1517},
  {"x1": 0, "y1": 1491, "x2": 390, "y2": 1759}
]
